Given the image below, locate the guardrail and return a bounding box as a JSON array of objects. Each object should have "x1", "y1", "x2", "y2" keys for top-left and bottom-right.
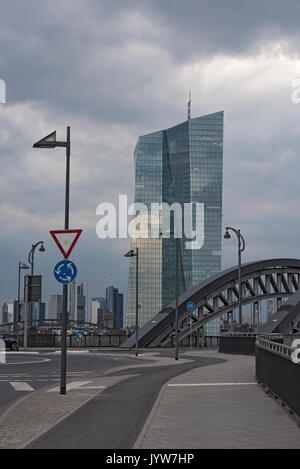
[
  {"x1": 256, "y1": 334, "x2": 300, "y2": 422},
  {"x1": 219, "y1": 332, "x2": 260, "y2": 355},
  {"x1": 219, "y1": 332, "x2": 284, "y2": 355},
  {"x1": 9, "y1": 333, "x2": 128, "y2": 348},
  {"x1": 256, "y1": 335, "x2": 292, "y2": 359},
  {"x1": 220, "y1": 332, "x2": 258, "y2": 337}
]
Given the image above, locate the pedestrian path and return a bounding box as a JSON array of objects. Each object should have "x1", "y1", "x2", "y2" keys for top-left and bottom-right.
[{"x1": 136, "y1": 350, "x2": 300, "y2": 449}]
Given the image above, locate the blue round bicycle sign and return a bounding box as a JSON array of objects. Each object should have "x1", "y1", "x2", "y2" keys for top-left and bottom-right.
[
  {"x1": 187, "y1": 301, "x2": 195, "y2": 311},
  {"x1": 54, "y1": 260, "x2": 77, "y2": 284},
  {"x1": 76, "y1": 331, "x2": 84, "y2": 340}
]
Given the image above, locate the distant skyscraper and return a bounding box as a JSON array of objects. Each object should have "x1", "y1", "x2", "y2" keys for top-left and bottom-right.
[
  {"x1": 126, "y1": 112, "x2": 224, "y2": 328},
  {"x1": 91, "y1": 297, "x2": 107, "y2": 325},
  {"x1": 47, "y1": 294, "x2": 63, "y2": 321},
  {"x1": 1, "y1": 302, "x2": 8, "y2": 323},
  {"x1": 101, "y1": 311, "x2": 114, "y2": 330},
  {"x1": 7, "y1": 299, "x2": 17, "y2": 326},
  {"x1": 106, "y1": 286, "x2": 124, "y2": 330},
  {"x1": 69, "y1": 281, "x2": 88, "y2": 322},
  {"x1": 91, "y1": 298, "x2": 100, "y2": 325},
  {"x1": 32, "y1": 302, "x2": 46, "y2": 323},
  {"x1": 76, "y1": 283, "x2": 88, "y2": 322}
]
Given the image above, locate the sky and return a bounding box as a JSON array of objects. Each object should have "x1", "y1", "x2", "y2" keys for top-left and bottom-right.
[{"x1": 1, "y1": 0, "x2": 300, "y2": 311}]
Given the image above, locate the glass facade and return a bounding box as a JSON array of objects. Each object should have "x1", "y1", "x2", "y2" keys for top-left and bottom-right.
[{"x1": 126, "y1": 112, "x2": 224, "y2": 330}]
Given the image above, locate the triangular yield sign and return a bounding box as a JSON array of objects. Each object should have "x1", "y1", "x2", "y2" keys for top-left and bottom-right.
[{"x1": 50, "y1": 229, "x2": 82, "y2": 259}]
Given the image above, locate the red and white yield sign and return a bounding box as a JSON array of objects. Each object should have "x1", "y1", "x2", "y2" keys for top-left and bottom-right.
[{"x1": 50, "y1": 229, "x2": 82, "y2": 259}]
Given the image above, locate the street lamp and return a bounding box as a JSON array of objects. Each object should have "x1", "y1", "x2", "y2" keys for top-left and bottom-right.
[
  {"x1": 224, "y1": 226, "x2": 246, "y2": 324},
  {"x1": 28, "y1": 241, "x2": 45, "y2": 275},
  {"x1": 33, "y1": 127, "x2": 71, "y2": 395},
  {"x1": 17, "y1": 262, "x2": 29, "y2": 331},
  {"x1": 124, "y1": 248, "x2": 139, "y2": 357},
  {"x1": 24, "y1": 242, "x2": 45, "y2": 346},
  {"x1": 18, "y1": 262, "x2": 29, "y2": 303}
]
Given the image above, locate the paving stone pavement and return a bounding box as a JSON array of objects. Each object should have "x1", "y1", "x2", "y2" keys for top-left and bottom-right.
[
  {"x1": 136, "y1": 350, "x2": 300, "y2": 449},
  {"x1": 0, "y1": 374, "x2": 136, "y2": 449},
  {"x1": 0, "y1": 353, "x2": 193, "y2": 449}
]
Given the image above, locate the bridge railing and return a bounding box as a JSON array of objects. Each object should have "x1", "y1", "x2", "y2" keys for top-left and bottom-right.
[
  {"x1": 219, "y1": 331, "x2": 284, "y2": 355},
  {"x1": 256, "y1": 334, "x2": 300, "y2": 422},
  {"x1": 256, "y1": 335, "x2": 293, "y2": 359}
]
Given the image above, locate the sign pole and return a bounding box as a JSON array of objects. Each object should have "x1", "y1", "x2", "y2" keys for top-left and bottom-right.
[{"x1": 60, "y1": 126, "x2": 70, "y2": 395}]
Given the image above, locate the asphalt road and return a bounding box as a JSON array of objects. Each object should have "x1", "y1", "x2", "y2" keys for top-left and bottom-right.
[
  {"x1": 27, "y1": 353, "x2": 224, "y2": 449},
  {"x1": 0, "y1": 351, "x2": 149, "y2": 417}
]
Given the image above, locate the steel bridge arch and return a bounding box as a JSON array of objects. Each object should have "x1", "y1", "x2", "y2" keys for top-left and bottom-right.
[{"x1": 121, "y1": 258, "x2": 300, "y2": 348}]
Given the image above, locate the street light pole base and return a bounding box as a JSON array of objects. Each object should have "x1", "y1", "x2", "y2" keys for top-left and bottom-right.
[{"x1": 60, "y1": 387, "x2": 66, "y2": 395}]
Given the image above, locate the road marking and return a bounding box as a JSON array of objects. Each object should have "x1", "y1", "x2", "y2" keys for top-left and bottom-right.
[
  {"x1": 47, "y1": 380, "x2": 92, "y2": 392},
  {"x1": 4, "y1": 358, "x2": 51, "y2": 365},
  {"x1": 77, "y1": 385, "x2": 106, "y2": 390},
  {"x1": 168, "y1": 382, "x2": 257, "y2": 387},
  {"x1": 9, "y1": 382, "x2": 34, "y2": 391},
  {"x1": 54, "y1": 350, "x2": 89, "y2": 354}
]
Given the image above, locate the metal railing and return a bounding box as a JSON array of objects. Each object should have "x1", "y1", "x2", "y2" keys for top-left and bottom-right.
[
  {"x1": 256, "y1": 334, "x2": 293, "y2": 361},
  {"x1": 220, "y1": 332, "x2": 258, "y2": 337}
]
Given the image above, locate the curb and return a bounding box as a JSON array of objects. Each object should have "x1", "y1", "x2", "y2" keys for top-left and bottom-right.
[{"x1": 134, "y1": 383, "x2": 168, "y2": 449}]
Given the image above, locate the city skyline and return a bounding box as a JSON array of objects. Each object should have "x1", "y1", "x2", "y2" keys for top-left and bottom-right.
[
  {"x1": 2, "y1": 1, "x2": 300, "y2": 311},
  {"x1": 1, "y1": 278, "x2": 124, "y2": 328}
]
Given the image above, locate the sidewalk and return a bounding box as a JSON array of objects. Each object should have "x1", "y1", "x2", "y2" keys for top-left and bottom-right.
[{"x1": 135, "y1": 350, "x2": 300, "y2": 449}]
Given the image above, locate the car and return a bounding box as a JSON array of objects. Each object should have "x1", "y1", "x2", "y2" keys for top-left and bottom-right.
[{"x1": 0, "y1": 335, "x2": 19, "y2": 351}]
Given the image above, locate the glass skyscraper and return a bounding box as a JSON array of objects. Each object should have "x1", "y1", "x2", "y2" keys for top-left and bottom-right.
[{"x1": 126, "y1": 111, "x2": 224, "y2": 328}]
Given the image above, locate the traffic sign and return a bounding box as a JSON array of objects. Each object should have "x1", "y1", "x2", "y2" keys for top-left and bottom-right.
[
  {"x1": 76, "y1": 331, "x2": 84, "y2": 340},
  {"x1": 24, "y1": 275, "x2": 42, "y2": 303},
  {"x1": 54, "y1": 260, "x2": 77, "y2": 284},
  {"x1": 50, "y1": 229, "x2": 82, "y2": 259},
  {"x1": 187, "y1": 301, "x2": 195, "y2": 311}
]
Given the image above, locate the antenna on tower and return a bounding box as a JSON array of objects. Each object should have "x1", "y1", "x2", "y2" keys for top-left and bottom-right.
[
  {"x1": 188, "y1": 91, "x2": 191, "y2": 120},
  {"x1": 109, "y1": 274, "x2": 113, "y2": 287}
]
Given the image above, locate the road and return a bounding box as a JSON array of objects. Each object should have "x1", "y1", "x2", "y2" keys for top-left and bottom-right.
[
  {"x1": 0, "y1": 351, "x2": 149, "y2": 418},
  {"x1": 25, "y1": 353, "x2": 224, "y2": 449}
]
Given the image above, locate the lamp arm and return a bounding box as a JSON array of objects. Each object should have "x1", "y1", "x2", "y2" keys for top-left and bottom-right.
[{"x1": 239, "y1": 233, "x2": 246, "y2": 253}]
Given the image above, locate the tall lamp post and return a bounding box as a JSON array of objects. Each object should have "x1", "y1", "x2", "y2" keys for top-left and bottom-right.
[
  {"x1": 224, "y1": 227, "x2": 246, "y2": 324},
  {"x1": 17, "y1": 262, "x2": 29, "y2": 331},
  {"x1": 24, "y1": 241, "x2": 45, "y2": 347},
  {"x1": 33, "y1": 127, "x2": 71, "y2": 395},
  {"x1": 124, "y1": 248, "x2": 139, "y2": 357},
  {"x1": 160, "y1": 231, "x2": 179, "y2": 361}
]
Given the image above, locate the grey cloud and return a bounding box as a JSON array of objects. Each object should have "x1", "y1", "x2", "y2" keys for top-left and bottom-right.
[
  {"x1": 1, "y1": 0, "x2": 300, "y2": 307},
  {"x1": 1, "y1": 0, "x2": 300, "y2": 127}
]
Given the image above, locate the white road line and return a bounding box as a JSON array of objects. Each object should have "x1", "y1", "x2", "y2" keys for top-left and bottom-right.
[
  {"x1": 47, "y1": 380, "x2": 92, "y2": 392},
  {"x1": 9, "y1": 382, "x2": 34, "y2": 391},
  {"x1": 77, "y1": 386, "x2": 106, "y2": 390},
  {"x1": 4, "y1": 358, "x2": 51, "y2": 365},
  {"x1": 168, "y1": 382, "x2": 257, "y2": 387}
]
